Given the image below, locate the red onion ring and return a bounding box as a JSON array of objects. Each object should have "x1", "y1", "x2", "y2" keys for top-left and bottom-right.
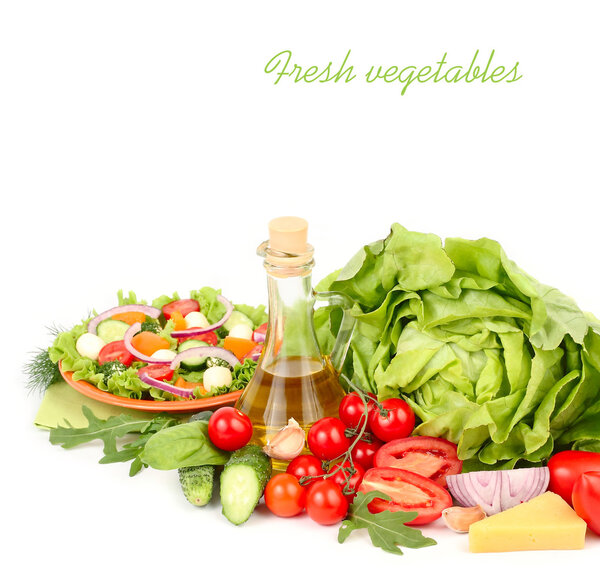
[
  {"x1": 171, "y1": 294, "x2": 234, "y2": 339},
  {"x1": 170, "y1": 345, "x2": 240, "y2": 370},
  {"x1": 138, "y1": 371, "x2": 196, "y2": 400},
  {"x1": 123, "y1": 323, "x2": 172, "y2": 365},
  {"x1": 88, "y1": 304, "x2": 161, "y2": 335}
]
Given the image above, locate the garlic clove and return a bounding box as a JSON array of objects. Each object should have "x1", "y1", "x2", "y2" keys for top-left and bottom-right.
[
  {"x1": 263, "y1": 418, "x2": 306, "y2": 461},
  {"x1": 442, "y1": 505, "x2": 487, "y2": 533}
]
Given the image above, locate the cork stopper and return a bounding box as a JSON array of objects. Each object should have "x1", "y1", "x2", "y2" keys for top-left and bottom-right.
[{"x1": 268, "y1": 216, "x2": 308, "y2": 255}]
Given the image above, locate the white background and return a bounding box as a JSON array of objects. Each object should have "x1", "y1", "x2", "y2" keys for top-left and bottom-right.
[{"x1": 2, "y1": 1, "x2": 600, "y2": 586}]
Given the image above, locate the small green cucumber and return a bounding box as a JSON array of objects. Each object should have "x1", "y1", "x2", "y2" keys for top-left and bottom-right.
[{"x1": 178, "y1": 465, "x2": 215, "y2": 507}]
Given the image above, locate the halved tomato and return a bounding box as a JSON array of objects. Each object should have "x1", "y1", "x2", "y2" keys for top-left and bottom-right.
[
  {"x1": 137, "y1": 364, "x2": 174, "y2": 382},
  {"x1": 98, "y1": 340, "x2": 135, "y2": 366},
  {"x1": 359, "y1": 467, "x2": 452, "y2": 525},
  {"x1": 162, "y1": 299, "x2": 200, "y2": 320},
  {"x1": 374, "y1": 436, "x2": 462, "y2": 487}
]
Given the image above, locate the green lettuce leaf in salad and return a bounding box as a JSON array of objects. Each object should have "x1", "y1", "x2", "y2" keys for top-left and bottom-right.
[{"x1": 315, "y1": 223, "x2": 600, "y2": 471}]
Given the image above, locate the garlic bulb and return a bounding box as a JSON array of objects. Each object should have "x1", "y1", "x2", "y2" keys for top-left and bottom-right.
[
  {"x1": 263, "y1": 418, "x2": 305, "y2": 461},
  {"x1": 442, "y1": 505, "x2": 487, "y2": 533}
]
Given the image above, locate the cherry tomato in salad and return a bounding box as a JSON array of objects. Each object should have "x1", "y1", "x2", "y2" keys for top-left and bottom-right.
[
  {"x1": 572, "y1": 471, "x2": 600, "y2": 535},
  {"x1": 328, "y1": 460, "x2": 365, "y2": 503},
  {"x1": 359, "y1": 467, "x2": 452, "y2": 525},
  {"x1": 252, "y1": 322, "x2": 267, "y2": 342},
  {"x1": 208, "y1": 407, "x2": 253, "y2": 451},
  {"x1": 264, "y1": 473, "x2": 306, "y2": 518},
  {"x1": 367, "y1": 398, "x2": 415, "y2": 443},
  {"x1": 305, "y1": 479, "x2": 348, "y2": 525},
  {"x1": 374, "y1": 436, "x2": 462, "y2": 487},
  {"x1": 162, "y1": 299, "x2": 200, "y2": 320},
  {"x1": 307, "y1": 417, "x2": 350, "y2": 461},
  {"x1": 97, "y1": 340, "x2": 135, "y2": 367},
  {"x1": 137, "y1": 364, "x2": 174, "y2": 382},
  {"x1": 338, "y1": 392, "x2": 377, "y2": 432},
  {"x1": 548, "y1": 450, "x2": 600, "y2": 505},
  {"x1": 286, "y1": 455, "x2": 325, "y2": 486},
  {"x1": 131, "y1": 331, "x2": 170, "y2": 357},
  {"x1": 177, "y1": 331, "x2": 219, "y2": 346},
  {"x1": 350, "y1": 436, "x2": 383, "y2": 470}
]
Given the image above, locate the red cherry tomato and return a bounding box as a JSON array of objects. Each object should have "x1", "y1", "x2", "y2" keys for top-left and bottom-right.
[
  {"x1": 350, "y1": 437, "x2": 383, "y2": 470},
  {"x1": 305, "y1": 479, "x2": 349, "y2": 525},
  {"x1": 307, "y1": 417, "x2": 350, "y2": 461},
  {"x1": 359, "y1": 467, "x2": 452, "y2": 525},
  {"x1": 176, "y1": 331, "x2": 218, "y2": 346},
  {"x1": 252, "y1": 322, "x2": 268, "y2": 342},
  {"x1": 328, "y1": 460, "x2": 365, "y2": 503},
  {"x1": 97, "y1": 340, "x2": 135, "y2": 367},
  {"x1": 137, "y1": 364, "x2": 174, "y2": 382},
  {"x1": 548, "y1": 450, "x2": 600, "y2": 505},
  {"x1": 367, "y1": 398, "x2": 415, "y2": 443},
  {"x1": 264, "y1": 473, "x2": 306, "y2": 518},
  {"x1": 286, "y1": 455, "x2": 325, "y2": 486},
  {"x1": 572, "y1": 471, "x2": 600, "y2": 535},
  {"x1": 207, "y1": 407, "x2": 253, "y2": 451},
  {"x1": 162, "y1": 299, "x2": 200, "y2": 320},
  {"x1": 374, "y1": 436, "x2": 462, "y2": 487},
  {"x1": 338, "y1": 392, "x2": 377, "y2": 431}
]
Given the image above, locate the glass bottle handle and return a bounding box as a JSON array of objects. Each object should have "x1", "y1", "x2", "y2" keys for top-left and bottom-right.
[{"x1": 313, "y1": 290, "x2": 356, "y2": 374}]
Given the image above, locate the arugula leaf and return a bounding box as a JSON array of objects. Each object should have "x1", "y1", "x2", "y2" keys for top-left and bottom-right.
[
  {"x1": 338, "y1": 491, "x2": 437, "y2": 555},
  {"x1": 49, "y1": 407, "x2": 179, "y2": 476}
]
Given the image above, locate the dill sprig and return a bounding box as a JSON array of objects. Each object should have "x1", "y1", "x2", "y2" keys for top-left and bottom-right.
[{"x1": 23, "y1": 324, "x2": 66, "y2": 395}]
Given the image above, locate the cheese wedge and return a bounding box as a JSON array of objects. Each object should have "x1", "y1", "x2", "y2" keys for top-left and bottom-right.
[{"x1": 469, "y1": 492, "x2": 586, "y2": 553}]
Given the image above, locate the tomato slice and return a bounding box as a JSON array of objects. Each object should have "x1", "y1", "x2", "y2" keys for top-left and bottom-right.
[
  {"x1": 359, "y1": 467, "x2": 452, "y2": 525},
  {"x1": 98, "y1": 341, "x2": 135, "y2": 366},
  {"x1": 137, "y1": 364, "x2": 174, "y2": 382},
  {"x1": 176, "y1": 331, "x2": 219, "y2": 346},
  {"x1": 373, "y1": 436, "x2": 462, "y2": 487},
  {"x1": 162, "y1": 299, "x2": 200, "y2": 320}
]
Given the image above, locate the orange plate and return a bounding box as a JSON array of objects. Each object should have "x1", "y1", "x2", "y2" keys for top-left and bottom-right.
[{"x1": 59, "y1": 362, "x2": 243, "y2": 414}]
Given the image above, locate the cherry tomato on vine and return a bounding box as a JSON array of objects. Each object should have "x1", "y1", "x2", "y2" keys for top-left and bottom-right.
[
  {"x1": 307, "y1": 417, "x2": 350, "y2": 461},
  {"x1": 286, "y1": 455, "x2": 325, "y2": 487},
  {"x1": 264, "y1": 473, "x2": 306, "y2": 518},
  {"x1": 367, "y1": 398, "x2": 415, "y2": 443},
  {"x1": 338, "y1": 392, "x2": 377, "y2": 431},
  {"x1": 350, "y1": 436, "x2": 383, "y2": 470},
  {"x1": 305, "y1": 479, "x2": 349, "y2": 525},
  {"x1": 572, "y1": 471, "x2": 600, "y2": 535},
  {"x1": 328, "y1": 460, "x2": 365, "y2": 503},
  {"x1": 207, "y1": 407, "x2": 253, "y2": 451}
]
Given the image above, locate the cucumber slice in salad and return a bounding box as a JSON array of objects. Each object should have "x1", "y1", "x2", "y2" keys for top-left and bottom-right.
[
  {"x1": 177, "y1": 340, "x2": 210, "y2": 370},
  {"x1": 97, "y1": 319, "x2": 130, "y2": 343},
  {"x1": 223, "y1": 310, "x2": 253, "y2": 333}
]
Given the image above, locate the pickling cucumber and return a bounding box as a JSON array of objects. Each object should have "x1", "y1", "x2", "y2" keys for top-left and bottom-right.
[
  {"x1": 178, "y1": 465, "x2": 215, "y2": 507},
  {"x1": 223, "y1": 310, "x2": 253, "y2": 333},
  {"x1": 97, "y1": 319, "x2": 130, "y2": 343},
  {"x1": 177, "y1": 339, "x2": 209, "y2": 370},
  {"x1": 220, "y1": 445, "x2": 272, "y2": 525}
]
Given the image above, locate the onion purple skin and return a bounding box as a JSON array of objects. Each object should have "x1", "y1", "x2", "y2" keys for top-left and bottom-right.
[
  {"x1": 87, "y1": 304, "x2": 161, "y2": 335},
  {"x1": 252, "y1": 330, "x2": 266, "y2": 344},
  {"x1": 138, "y1": 371, "x2": 196, "y2": 400},
  {"x1": 170, "y1": 294, "x2": 234, "y2": 338},
  {"x1": 123, "y1": 323, "x2": 172, "y2": 365},
  {"x1": 446, "y1": 467, "x2": 550, "y2": 516}
]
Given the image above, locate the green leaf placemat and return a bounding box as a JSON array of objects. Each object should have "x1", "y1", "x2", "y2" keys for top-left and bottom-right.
[{"x1": 34, "y1": 381, "x2": 155, "y2": 429}]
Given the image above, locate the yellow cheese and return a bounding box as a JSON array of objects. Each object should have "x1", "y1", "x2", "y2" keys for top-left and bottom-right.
[{"x1": 469, "y1": 492, "x2": 587, "y2": 553}]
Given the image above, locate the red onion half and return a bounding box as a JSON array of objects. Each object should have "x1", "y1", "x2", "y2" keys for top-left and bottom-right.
[
  {"x1": 88, "y1": 304, "x2": 161, "y2": 335},
  {"x1": 138, "y1": 371, "x2": 196, "y2": 400},
  {"x1": 446, "y1": 467, "x2": 550, "y2": 516},
  {"x1": 170, "y1": 346, "x2": 240, "y2": 370},
  {"x1": 171, "y1": 294, "x2": 234, "y2": 339},
  {"x1": 123, "y1": 323, "x2": 172, "y2": 365}
]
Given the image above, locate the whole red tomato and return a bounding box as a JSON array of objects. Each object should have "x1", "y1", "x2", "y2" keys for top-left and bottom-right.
[
  {"x1": 305, "y1": 479, "x2": 348, "y2": 525},
  {"x1": 329, "y1": 460, "x2": 365, "y2": 503},
  {"x1": 307, "y1": 417, "x2": 350, "y2": 461},
  {"x1": 350, "y1": 437, "x2": 383, "y2": 470},
  {"x1": 572, "y1": 471, "x2": 600, "y2": 535},
  {"x1": 264, "y1": 473, "x2": 306, "y2": 518},
  {"x1": 286, "y1": 455, "x2": 325, "y2": 486},
  {"x1": 368, "y1": 398, "x2": 415, "y2": 443},
  {"x1": 207, "y1": 407, "x2": 253, "y2": 451},
  {"x1": 548, "y1": 450, "x2": 600, "y2": 505},
  {"x1": 338, "y1": 392, "x2": 377, "y2": 432}
]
